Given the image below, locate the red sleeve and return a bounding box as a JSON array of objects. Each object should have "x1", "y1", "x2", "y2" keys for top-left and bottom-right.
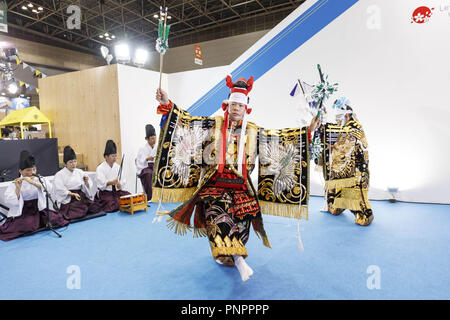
[
  {"x1": 308, "y1": 128, "x2": 312, "y2": 144},
  {"x1": 157, "y1": 100, "x2": 173, "y2": 115}
]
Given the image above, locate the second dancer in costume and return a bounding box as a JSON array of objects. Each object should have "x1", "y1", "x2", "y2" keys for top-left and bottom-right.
[{"x1": 317, "y1": 97, "x2": 373, "y2": 226}]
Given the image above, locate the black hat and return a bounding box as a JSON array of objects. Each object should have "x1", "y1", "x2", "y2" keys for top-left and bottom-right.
[
  {"x1": 63, "y1": 146, "x2": 76, "y2": 163},
  {"x1": 104, "y1": 139, "x2": 117, "y2": 156},
  {"x1": 19, "y1": 150, "x2": 35, "y2": 170},
  {"x1": 145, "y1": 124, "x2": 156, "y2": 138}
]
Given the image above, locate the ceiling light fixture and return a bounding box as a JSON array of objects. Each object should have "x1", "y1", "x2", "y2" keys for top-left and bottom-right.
[
  {"x1": 133, "y1": 48, "x2": 149, "y2": 67},
  {"x1": 114, "y1": 43, "x2": 130, "y2": 63}
]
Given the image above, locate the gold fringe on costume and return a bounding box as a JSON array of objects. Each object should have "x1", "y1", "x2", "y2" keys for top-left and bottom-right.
[
  {"x1": 254, "y1": 230, "x2": 272, "y2": 248},
  {"x1": 333, "y1": 198, "x2": 369, "y2": 211},
  {"x1": 193, "y1": 227, "x2": 208, "y2": 238},
  {"x1": 333, "y1": 187, "x2": 371, "y2": 210},
  {"x1": 259, "y1": 201, "x2": 309, "y2": 220},
  {"x1": 151, "y1": 187, "x2": 196, "y2": 203},
  {"x1": 165, "y1": 216, "x2": 208, "y2": 238},
  {"x1": 166, "y1": 216, "x2": 192, "y2": 236},
  {"x1": 324, "y1": 177, "x2": 358, "y2": 190}
]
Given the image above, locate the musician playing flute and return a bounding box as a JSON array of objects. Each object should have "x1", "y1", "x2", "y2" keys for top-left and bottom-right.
[
  {"x1": 95, "y1": 140, "x2": 130, "y2": 213},
  {"x1": 0, "y1": 150, "x2": 69, "y2": 241},
  {"x1": 53, "y1": 146, "x2": 103, "y2": 220}
]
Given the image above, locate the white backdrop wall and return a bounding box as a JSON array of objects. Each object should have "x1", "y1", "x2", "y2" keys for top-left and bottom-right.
[
  {"x1": 247, "y1": 0, "x2": 450, "y2": 204},
  {"x1": 118, "y1": 0, "x2": 450, "y2": 204},
  {"x1": 117, "y1": 64, "x2": 169, "y2": 195}
]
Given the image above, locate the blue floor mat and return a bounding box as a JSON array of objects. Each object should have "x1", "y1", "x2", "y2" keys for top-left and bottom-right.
[{"x1": 0, "y1": 197, "x2": 448, "y2": 300}]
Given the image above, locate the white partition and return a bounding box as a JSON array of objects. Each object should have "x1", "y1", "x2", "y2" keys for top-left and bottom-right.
[{"x1": 116, "y1": 0, "x2": 450, "y2": 204}]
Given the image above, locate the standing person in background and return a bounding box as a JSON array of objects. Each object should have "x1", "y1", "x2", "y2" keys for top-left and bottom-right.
[
  {"x1": 136, "y1": 124, "x2": 157, "y2": 205},
  {"x1": 95, "y1": 140, "x2": 130, "y2": 213},
  {"x1": 53, "y1": 146, "x2": 102, "y2": 220}
]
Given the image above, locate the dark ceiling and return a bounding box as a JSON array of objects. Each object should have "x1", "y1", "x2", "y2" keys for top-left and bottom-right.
[{"x1": 5, "y1": 0, "x2": 306, "y2": 56}]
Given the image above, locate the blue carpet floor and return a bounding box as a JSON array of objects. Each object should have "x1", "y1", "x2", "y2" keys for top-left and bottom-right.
[{"x1": 0, "y1": 196, "x2": 449, "y2": 300}]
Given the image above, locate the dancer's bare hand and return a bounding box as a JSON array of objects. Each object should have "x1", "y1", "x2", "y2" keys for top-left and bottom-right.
[
  {"x1": 155, "y1": 88, "x2": 169, "y2": 105},
  {"x1": 309, "y1": 117, "x2": 321, "y2": 132}
]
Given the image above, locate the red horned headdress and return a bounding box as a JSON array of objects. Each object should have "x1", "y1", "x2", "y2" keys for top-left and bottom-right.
[{"x1": 222, "y1": 75, "x2": 254, "y2": 114}]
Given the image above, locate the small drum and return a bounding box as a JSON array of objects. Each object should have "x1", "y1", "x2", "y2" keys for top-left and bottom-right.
[
  {"x1": 119, "y1": 193, "x2": 147, "y2": 215},
  {"x1": 119, "y1": 193, "x2": 145, "y2": 207}
]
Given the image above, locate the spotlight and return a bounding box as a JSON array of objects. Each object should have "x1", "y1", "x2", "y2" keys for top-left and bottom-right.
[
  {"x1": 167, "y1": 16, "x2": 171, "y2": 19},
  {"x1": 32, "y1": 9, "x2": 38, "y2": 13},
  {"x1": 99, "y1": 34, "x2": 104, "y2": 38},
  {"x1": 387, "y1": 187, "x2": 399, "y2": 203},
  {"x1": 111, "y1": 35, "x2": 115, "y2": 39},
  {"x1": 8, "y1": 83, "x2": 18, "y2": 94},
  {"x1": 114, "y1": 43, "x2": 130, "y2": 63},
  {"x1": 134, "y1": 48, "x2": 149, "y2": 67},
  {"x1": 21, "y1": 6, "x2": 28, "y2": 10},
  {"x1": 153, "y1": 14, "x2": 158, "y2": 18},
  {"x1": 27, "y1": 3, "x2": 33, "y2": 8},
  {"x1": 104, "y1": 33, "x2": 109, "y2": 37},
  {"x1": 100, "y1": 45, "x2": 113, "y2": 65},
  {"x1": 38, "y1": 7, "x2": 43, "y2": 11},
  {"x1": 106, "y1": 37, "x2": 111, "y2": 41}
]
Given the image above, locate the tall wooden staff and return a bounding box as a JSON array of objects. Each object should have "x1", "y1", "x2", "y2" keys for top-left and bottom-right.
[{"x1": 156, "y1": 6, "x2": 171, "y2": 89}]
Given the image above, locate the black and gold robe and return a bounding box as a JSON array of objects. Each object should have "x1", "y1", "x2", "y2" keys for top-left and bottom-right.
[
  {"x1": 152, "y1": 104, "x2": 310, "y2": 261},
  {"x1": 318, "y1": 119, "x2": 372, "y2": 225}
]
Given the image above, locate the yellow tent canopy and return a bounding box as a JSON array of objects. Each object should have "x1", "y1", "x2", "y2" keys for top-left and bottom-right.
[{"x1": 0, "y1": 106, "x2": 52, "y2": 139}]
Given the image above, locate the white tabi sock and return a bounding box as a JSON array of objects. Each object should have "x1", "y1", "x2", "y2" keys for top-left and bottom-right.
[{"x1": 233, "y1": 255, "x2": 254, "y2": 282}]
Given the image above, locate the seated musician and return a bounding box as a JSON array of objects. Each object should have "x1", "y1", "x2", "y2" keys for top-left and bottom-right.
[
  {"x1": 95, "y1": 140, "x2": 130, "y2": 213},
  {"x1": 0, "y1": 150, "x2": 69, "y2": 241},
  {"x1": 53, "y1": 146, "x2": 102, "y2": 220},
  {"x1": 136, "y1": 124, "x2": 157, "y2": 203}
]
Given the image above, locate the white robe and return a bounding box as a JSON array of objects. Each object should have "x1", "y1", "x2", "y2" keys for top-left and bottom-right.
[
  {"x1": 53, "y1": 167, "x2": 94, "y2": 205},
  {"x1": 1, "y1": 176, "x2": 52, "y2": 225},
  {"x1": 95, "y1": 161, "x2": 126, "y2": 192},
  {"x1": 136, "y1": 143, "x2": 156, "y2": 175}
]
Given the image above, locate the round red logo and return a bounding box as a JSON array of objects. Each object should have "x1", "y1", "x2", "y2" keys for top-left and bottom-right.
[{"x1": 411, "y1": 6, "x2": 434, "y2": 24}]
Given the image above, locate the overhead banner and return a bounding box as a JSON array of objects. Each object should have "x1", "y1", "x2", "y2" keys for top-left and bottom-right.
[
  {"x1": 194, "y1": 44, "x2": 203, "y2": 65},
  {"x1": 0, "y1": 1, "x2": 7, "y2": 33}
]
